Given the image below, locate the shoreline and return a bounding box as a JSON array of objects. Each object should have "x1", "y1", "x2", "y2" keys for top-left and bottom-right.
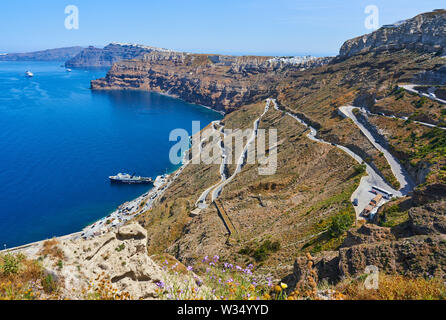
[
  {"x1": 1, "y1": 81, "x2": 222, "y2": 254},
  {"x1": 0, "y1": 160, "x2": 190, "y2": 254},
  {"x1": 91, "y1": 87, "x2": 226, "y2": 116},
  {"x1": 0, "y1": 122, "x2": 205, "y2": 254}
]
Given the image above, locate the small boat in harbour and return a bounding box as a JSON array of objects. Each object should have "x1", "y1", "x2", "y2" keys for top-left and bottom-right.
[
  {"x1": 25, "y1": 71, "x2": 34, "y2": 77},
  {"x1": 109, "y1": 173, "x2": 153, "y2": 184}
]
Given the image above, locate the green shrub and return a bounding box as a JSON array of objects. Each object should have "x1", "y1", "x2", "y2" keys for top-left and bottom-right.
[
  {"x1": 42, "y1": 274, "x2": 58, "y2": 294},
  {"x1": 413, "y1": 96, "x2": 428, "y2": 108},
  {"x1": 328, "y1": 212, "x2": 354, "y2": 238},
  {"x1": 239, "y1": 240, "x2": 281, "y2": 262},
  {"x1": 115, "y1": 244, "x2": 125, "y2": 252},
  {"x1": 1, "y1": 254, "x2": 22, "y2": 276},
  {"x1": 353, "y1": 164, "x2": 367, "y2": 175}
]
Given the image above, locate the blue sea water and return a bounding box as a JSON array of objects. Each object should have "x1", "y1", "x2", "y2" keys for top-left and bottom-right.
[{"x1": 0, "y1": 61, "x2": 222, "y2": 248}]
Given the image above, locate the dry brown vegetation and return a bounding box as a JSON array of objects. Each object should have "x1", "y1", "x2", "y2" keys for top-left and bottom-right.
[
  {"x1": 39, "y1": 239, "x2": 64, "y2": 260},
  {"x1": 134, "y1": 49, "x2": 446, "y2": 284},
  {"x1": 138, "y1": 101, "x2": 363, "y2": 278},
  {"x1": 336, "y1": 273, "x2": 446, "y2": 300},
  {"x1": 0, "y1": 253, "x2": 61, "y2": 300},
  {"x1": 373, "y1": 86, "x2": 445, "y2": 125}
]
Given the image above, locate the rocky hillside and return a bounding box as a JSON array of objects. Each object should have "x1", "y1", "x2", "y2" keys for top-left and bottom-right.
[
  {"x1": 0, "y1": 46, "x2": 84, "y2": 61},
  {"x1": 284, "y1": 200, "x2": 446, "y2": 291},
  {"x1": 0, "y1": 223, "x2": 214, "y2": 300},
  {"x1": 112, "y1": 10, "x2": 446, "y2": 284},
  {"x1": 339, "y1": 9, "x2": 446, "y2": 59},
  {"x1": 65, "y1": 43, "x2": 173, "y2": 68},
  {"x1": 1, "y1": 9, "x2": 445, "y2": 301},
  {"x1": 91, "y1": 51, "x2": 330, "y2": 112}
]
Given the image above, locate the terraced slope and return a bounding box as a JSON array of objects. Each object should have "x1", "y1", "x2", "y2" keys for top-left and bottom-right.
[{"x1": 90, "y1": 10, "x2": 446, "y2": 281}]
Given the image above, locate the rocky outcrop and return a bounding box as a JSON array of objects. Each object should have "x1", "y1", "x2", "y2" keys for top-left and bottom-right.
[
  {"x1": 0, "y1": 46, "x2": 84, "y2": 61},
  {"x1": 91, "y1": 51, "x2": 330, "y2": 113},
  {"x1": 341, "y1": 224, "x2": 396, "y2": 248},
  {"x1": 284, "y1": 198, "x2": 446, "y2": 288},
  {"x1": 29, "y1": 223, "x2": 166, "y2": 300},
  {"x1": 65, "y1": 43, "x2": 172, "y2": 68},
  {"x1": 285, "y1": 235, "x2": 446, "y2": 289},
  {"x1": 338, "y1": 235, "x2": 446, "y2": 279},
  {"x1": 282, "y1": 251, "x2": 340, "y2": 289},
  {"x1": 412, "y1": 184, "x2": 446, "y2": 205},
  {"x1": 339, "y1": 10, "x2": 446, "y2": 59},
  {"x1": 408, "y1": 200, "x2": 446, "y2": 235}
]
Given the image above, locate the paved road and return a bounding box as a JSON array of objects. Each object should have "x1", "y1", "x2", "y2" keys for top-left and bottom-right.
[
  {"x1": 400, "y1": 84, "x2": 446, "y2": 105},
  {"x1": 194, "y1": 98, "x2": 417, "y2": 220},
  {"x1": 195, "y1": 99, "x2": 273, "y2": 208},
  {"x1": 195, "y1": 121, "x2": 224, "y2": 208},
  {"x1": 274, "y1": 100, "x2": 401, "y2": 220},
  {"x1": 339, "y1": 106, "x2": 415, "y2": 196},
  {"x1": 210, "y1": 99, "x2": 272, "y2": 202},
  {"x1": 359, "y1": 106, "x2": 446, "y2": 131}
]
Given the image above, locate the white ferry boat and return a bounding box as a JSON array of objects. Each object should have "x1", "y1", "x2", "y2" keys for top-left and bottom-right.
[{"x1": 109, "y1": 173, "x2": 153, "y2": 184}]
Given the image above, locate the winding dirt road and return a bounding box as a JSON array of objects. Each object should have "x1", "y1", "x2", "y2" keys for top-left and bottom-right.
[
  {"x1": 272, "y1": 100, "x2": 406, "y2": 220},
  {"x1": 196, "y1": 99, "x2": 272, "y2": 208}
]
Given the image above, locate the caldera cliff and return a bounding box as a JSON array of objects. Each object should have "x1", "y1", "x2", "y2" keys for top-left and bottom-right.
[{"x1": 90, "y1": 52, "x2": 331, "y2": 113}]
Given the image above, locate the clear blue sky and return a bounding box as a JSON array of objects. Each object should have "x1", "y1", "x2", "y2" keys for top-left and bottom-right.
[{"x1": 0, "y1": 0, "x2": 444, "y2": 56}]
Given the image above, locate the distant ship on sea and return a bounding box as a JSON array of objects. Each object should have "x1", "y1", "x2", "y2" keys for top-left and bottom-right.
[
  {"x1": 109, "y1": 173, "x2": 153, "y2": 184},
  {"x1": 25, "y1": 70, "x2": 34, "y2": 77}
]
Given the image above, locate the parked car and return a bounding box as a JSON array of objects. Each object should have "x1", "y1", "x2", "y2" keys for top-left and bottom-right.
[{"x1": 352, "y1": 198, "x2": 359, "y2": 206}]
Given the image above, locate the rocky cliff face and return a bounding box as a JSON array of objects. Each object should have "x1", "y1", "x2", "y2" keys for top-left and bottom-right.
[
  {"x1": 0, "y1": 46, "x2": 84, "y2": 61},
  {"x1": 284, "y1": 199, "x2": 446, "y2": 288},
  {"x1": 91, "y1": 51, "x2": 330, "y2": 113},
  {"x1": 65, "y1": 43, "x2": 172, "y2": 68},
  {"x1": 339, "y1": 10, "x2": 446, "y2": 59}
]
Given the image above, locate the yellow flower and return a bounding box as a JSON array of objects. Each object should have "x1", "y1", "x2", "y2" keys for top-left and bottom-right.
[
  {"x1": 281, "y1": 283, "x2": 288, "y2": 289},
  {"x1": 263, "y1": 293, "x2": 271, "y2": 300},
  {"x1": 274, "y1": 285, "x2": 282, "y2": 293}
]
